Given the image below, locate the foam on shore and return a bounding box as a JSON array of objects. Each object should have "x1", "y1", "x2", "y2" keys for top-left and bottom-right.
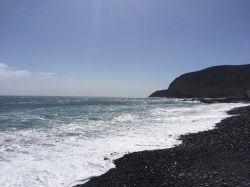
[{"x1": 0, "y1": 99, "x2": 247, "y2": 187}]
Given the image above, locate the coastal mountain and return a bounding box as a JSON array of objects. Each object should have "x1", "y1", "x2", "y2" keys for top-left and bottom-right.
[{"x1": 150, "y1": 64, "x2": 250, "y2": 98}]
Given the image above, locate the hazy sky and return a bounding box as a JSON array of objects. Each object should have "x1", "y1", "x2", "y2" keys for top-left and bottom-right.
[{"x1": 1, "y1": 0, "x2": 250, "y2": 97}]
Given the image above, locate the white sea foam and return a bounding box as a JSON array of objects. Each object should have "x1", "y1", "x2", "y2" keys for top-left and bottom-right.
[{"x1": 0, "y1": 101, "x2": 248, "y2": 187}]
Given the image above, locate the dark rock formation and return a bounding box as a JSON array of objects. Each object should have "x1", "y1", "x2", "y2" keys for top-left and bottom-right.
[{"x1": 150, "y1": 64, "x2": 250, "y2": 98}]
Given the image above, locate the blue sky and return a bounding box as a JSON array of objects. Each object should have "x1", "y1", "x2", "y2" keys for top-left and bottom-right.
[{"x1": 0, "y1": 0, "x2": 250, "y2": 97}]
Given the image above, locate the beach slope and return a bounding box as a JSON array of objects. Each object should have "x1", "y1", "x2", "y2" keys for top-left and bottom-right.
[{"x1": 78, "y1": 105, "x2": 250, "y2": 186}]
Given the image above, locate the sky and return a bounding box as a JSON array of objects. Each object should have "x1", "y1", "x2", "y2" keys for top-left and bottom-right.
[{"x1": 0, "y1": 0, "x2": 250, "y2": 97}]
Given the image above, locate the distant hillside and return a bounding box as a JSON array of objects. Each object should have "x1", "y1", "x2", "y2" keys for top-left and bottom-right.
[{"x1": 149, "y1": 64, "x2": 250, "y2": 98}]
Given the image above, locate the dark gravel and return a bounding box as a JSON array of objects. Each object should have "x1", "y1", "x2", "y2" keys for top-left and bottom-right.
[{"x1": 77, "y1": 104, "x2": 250, "y2": 187}]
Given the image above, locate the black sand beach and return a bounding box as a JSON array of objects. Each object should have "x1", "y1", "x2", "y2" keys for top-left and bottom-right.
[{"x1": 78, "y1": 103, "x2": 250, "y2": 187}]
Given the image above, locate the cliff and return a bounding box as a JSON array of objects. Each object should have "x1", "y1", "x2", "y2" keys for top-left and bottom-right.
[{"x1": 149, "y1": 64, "x2": 250, "y2": 98}]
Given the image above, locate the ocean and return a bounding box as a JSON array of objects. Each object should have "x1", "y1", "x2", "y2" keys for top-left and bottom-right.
[{"x1": 0, "y1": 96, "x2": 246, "y2": 187}]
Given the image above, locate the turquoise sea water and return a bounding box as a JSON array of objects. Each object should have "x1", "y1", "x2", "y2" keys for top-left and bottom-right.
[{"x1": 0, "y1": 96, "x2": 246, "y2": 187}]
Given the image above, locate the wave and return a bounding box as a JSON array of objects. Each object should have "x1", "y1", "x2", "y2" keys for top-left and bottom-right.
[{"x1": 0, "y1": 97, "x2": 247, "y2": 187}]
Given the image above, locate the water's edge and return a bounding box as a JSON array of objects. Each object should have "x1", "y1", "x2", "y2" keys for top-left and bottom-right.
[
  {"x1": 76, "y1": 102, "x2": 249, "y2": 187},
  {"x1": 0, "y1": 97, "x2": 247, "y2": 187}
]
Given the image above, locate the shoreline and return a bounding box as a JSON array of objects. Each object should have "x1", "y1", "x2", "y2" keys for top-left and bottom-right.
[{"x1": 77, "y1": 101, "x2": 250, "y2": 187}]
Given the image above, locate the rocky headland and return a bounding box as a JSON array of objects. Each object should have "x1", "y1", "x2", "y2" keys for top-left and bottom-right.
[
  {"x1": 150, "y1": 64, "x2": 250, "y2": 98},
  {"x1": 76, "y1": 65, "x2": 250, "y2": 187}
]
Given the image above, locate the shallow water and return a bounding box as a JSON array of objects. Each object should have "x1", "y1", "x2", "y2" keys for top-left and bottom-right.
[{"x1": 0, "y1": 96, "x2": 246, "y2": 187}]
